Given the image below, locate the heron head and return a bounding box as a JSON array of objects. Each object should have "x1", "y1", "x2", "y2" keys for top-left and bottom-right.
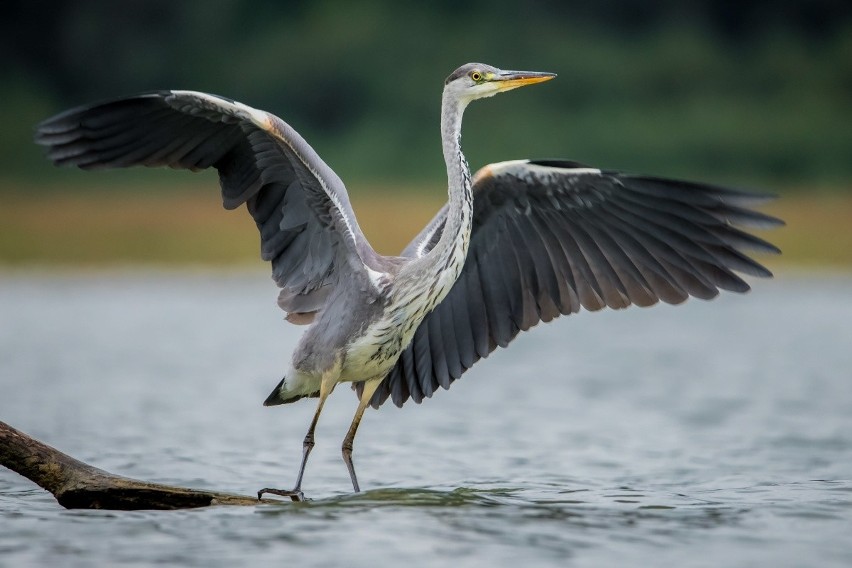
[{"x1": 444, "y1": 63, "x2": 556, "y2": 104}]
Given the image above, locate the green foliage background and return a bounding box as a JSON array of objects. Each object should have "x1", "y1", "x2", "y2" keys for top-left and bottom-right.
[{"x1": 2, "y1": 0, "x2": 851, "y2": 190}]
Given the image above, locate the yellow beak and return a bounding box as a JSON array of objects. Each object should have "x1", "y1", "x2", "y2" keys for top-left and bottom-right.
[{"x1": 494, "y1": 71, "x2": 556, "y2": 91}]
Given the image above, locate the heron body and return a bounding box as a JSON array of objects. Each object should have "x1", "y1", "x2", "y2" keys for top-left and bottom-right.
[
  {"x1": 280, "y1": 85, "x2": 476, "y2": 401},
  {"x1": 35, "y1": 63, "x2": 782, "y2": 500}
]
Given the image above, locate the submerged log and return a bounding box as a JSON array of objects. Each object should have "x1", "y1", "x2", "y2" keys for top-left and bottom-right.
[{"x1": 0, "y1": 420, "x2": 285, "y2": 509}]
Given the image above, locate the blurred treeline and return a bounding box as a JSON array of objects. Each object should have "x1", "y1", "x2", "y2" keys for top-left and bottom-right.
[{"x1": 2, "y1": 0, "x2": 851, "y2": 191}]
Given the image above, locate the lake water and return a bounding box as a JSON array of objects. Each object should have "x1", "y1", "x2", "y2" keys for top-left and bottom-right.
[{"x1": 1, "y1": 270, "x2": 851, "y2": 567}]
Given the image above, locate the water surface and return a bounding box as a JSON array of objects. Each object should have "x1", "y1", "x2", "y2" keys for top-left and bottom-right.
[{"x1": 1, "y1": 271, "x2": 851, "y2": 567}]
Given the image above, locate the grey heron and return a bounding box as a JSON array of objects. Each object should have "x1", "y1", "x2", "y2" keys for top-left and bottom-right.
[{"x1": 35, "y1": 63, "x2": 782, "y2": 501}]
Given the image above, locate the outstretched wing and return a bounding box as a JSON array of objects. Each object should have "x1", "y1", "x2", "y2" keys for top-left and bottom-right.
[
  {"x1": 360, "y1": 159, "x2": 783, "y2": 408},
  {"x1": 35, "y1": 91, "x2": 380, "y2": 318}
]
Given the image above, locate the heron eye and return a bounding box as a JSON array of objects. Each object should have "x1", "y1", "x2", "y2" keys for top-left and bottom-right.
[{"x1": 470, "y1": 71, "x2": 483, "y2": 82}]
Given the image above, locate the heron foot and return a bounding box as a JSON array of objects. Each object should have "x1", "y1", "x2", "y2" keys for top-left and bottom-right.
[{"x1": 257, "y1": 487, "x2": 306, "y2": 502}]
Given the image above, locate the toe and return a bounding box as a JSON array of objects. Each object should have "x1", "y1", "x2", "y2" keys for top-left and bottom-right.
[{"x1": 257, "y1": 487, "x2": 305, "y2": 502}]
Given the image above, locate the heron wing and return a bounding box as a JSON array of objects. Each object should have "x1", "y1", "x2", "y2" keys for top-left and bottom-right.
[
  {"x1": 359, "y1": 159, "x2": 782, "y2": 408},
  {"x1": 35, "y1": 90, "x2": 379, "y2": 315}
]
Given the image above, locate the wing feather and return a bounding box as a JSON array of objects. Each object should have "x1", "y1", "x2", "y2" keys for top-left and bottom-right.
[
  {"x1": 36, "y1": 90, "x2": 381, "y2": 316},
  {"x1": 366, "y1": 159, "x2": 782, "y2": 408},
  {"x1": 465, "y1": 261, "x2": 492, "y2": 358}
]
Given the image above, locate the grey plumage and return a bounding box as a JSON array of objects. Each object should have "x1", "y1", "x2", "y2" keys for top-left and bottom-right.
[
  {"x1": 36, "y1": 90, "x2": 383, "y2": 324},
  {"x1": 34, "y1": 63, "x2": 782, "y2": 498},
  {"x1": 359, "y1": 159, "x2": 782, "y2": 408}
]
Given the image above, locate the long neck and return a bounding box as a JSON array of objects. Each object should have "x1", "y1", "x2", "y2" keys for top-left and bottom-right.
[{"x1": 424, "y1": 91, "x2": 474, "y2": 278}]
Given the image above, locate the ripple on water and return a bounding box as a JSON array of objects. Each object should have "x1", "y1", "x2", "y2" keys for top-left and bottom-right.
[{"x1": 2, "y1": 273, "x2": 852, "y2": 567}]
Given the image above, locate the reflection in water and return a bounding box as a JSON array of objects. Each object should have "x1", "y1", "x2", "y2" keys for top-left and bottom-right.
[
  {"x1": 1, "y1": 272, "x2": 851, "y2": 567},
  {"x1": 258, "y1": 482, "x2": 751, "y2": 530}
]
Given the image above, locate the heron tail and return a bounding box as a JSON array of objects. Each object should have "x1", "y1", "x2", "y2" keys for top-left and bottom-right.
[{"x1": 263, "y1": 375, "x2": 319, "y2": 406}]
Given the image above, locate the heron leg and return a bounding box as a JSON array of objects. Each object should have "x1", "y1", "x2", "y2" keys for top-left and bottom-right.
[
  {"x1": 342, "y1": 378, "x2": 382, "y2": 493},
  {"x1": 258, "y1": 368, "x2": 338, "y2": 502}
]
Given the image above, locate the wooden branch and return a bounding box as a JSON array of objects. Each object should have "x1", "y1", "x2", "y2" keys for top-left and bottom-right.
[{"x1": 0, "y1": 420, "x2": 285, "y2": 509}]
